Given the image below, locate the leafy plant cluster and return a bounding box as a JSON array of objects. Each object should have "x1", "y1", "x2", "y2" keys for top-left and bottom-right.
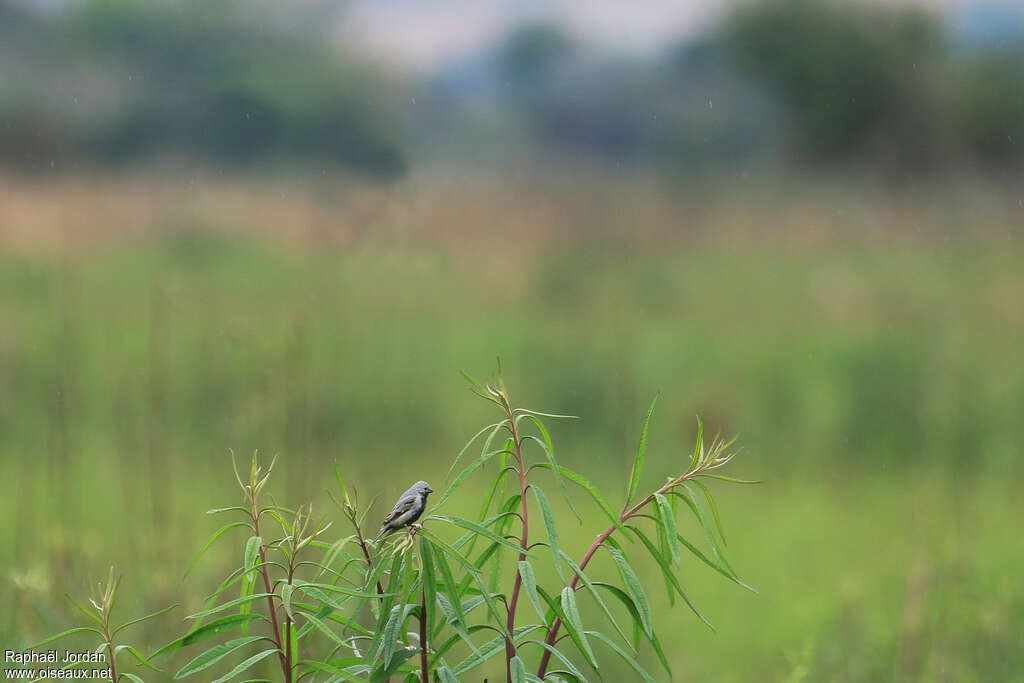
[{"x1": 31, "y1": 372, "x2": 754, "y2": 682}]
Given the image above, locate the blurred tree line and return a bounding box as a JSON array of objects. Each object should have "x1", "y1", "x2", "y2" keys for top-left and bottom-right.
[
  {"x1": 473, "y1": 0, "x2": 1024, "y2": 175},
  {"x1": 726, "y1": 0, "x2": 1024, "y2": 172},
  {"x1": 2, "y1": 0, "x2": 1022, "y2": 177},
  {"x1": 0, "y1": 0, "x2": 405, "y2": 176}
]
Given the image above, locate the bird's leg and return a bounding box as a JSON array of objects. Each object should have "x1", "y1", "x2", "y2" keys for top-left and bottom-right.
[{"x1": 410, "y1": 523, "x2": 424, "y2": 532}]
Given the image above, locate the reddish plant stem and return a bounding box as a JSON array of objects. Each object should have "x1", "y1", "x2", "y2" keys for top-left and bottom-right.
[
  {"x1": 355, "y1": 521, "x2": 386, "y2": 598},
  {"x1": 535, "y1": 477, "x2": 691, "y2": 678},
  {"x1": 353, "y1": 510, "x2": 389, "y2": 682},
  {"x1": 251, "y1": 504, "x2": 289, "y2": 681},
  {"x1": 101, "y1": 616, "x2": 119, "y2": 683},
  {"x1": 503, "y1": 397, "x2": 529, "y2": 683},
  {"x1": 107, "y1": 642, "x2": 119, "y2": 683},
  {"x1": 419, "y1": 586, "x2": 430, "y2": 682}
]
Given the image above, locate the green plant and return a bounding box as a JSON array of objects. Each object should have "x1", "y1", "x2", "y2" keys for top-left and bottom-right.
[
  {"x1": 36, "y1": 370, "x2": 754, "y2": 681},
  {"x1": 26, "y1": 568, "x2": 173, "y2": 682},
  {"x1": 431, "y1": 370, "x2": 757, "y2": 681}
]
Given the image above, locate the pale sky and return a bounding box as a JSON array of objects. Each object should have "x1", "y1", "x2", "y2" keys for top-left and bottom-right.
[
  {"x1": 338, "y1": 0, "x2": 733, "y2": 72},
  {"x1": 336, "y1": 0, "x2": 978, "y2": 73}
]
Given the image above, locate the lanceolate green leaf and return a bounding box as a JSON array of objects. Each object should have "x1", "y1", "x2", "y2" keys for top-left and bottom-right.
[
  {"x1": 451, "y1": 626, "x2": 541, "y2": 675},
  {"x1": 185, "y1": 594, "x2": 275, "y2": 621},
  {"x1": 430, "y1": 538, "x2": 489, "y2": 656},
  {"x1": 420, "y1": 529, "x2": 505, "y2": 632},
  {"x1": 184, "y1": 522, "x2": 250, "y2": 578},
  {"x1": 560, "y1": 587, "x2": 597, "y2": 669},
  {"x1": 288, "y1": 619, "x2": 298, "y2": 663},
  {"x1": 297, "y1": 660, "x2": 366, "y2": 682},
  {"x1": 485, "y1": 490, "x2": 517, "y2": 592},
  {"x1": 209, "y1": 648, "x2": 280, "y2": 683},
  {"x1": 292, "y1": 580, "x2": 389, "y2": 599},
  {"x1": 448, "y1": 631, "x2": 508, "y2": 675},
  {"x1": 627, "y1": 525, "x2": 714, "y2": 630},
  {"x1": 420, "y1": 536, "x2": 438, "y2": 635},
  {"x1": 603, "y1": 542, "x2": 652, "y2": 639},
  {"x1": 533, "y1": 586, "x2": 561, "y2": 630},
  {"x1": 460, "y1": 370, "x2": 505, "y2": 408},
  {"x1": 460, "y1": 465, "x2": 512, "y2": 561},
  {"x1": 316, "y1": 537, "x2": 355, "y2": 579},
  {"x1": 429, "y1": 535, "x2": 467, "y2": 626},
  {"x1": 64, "y1": 595, "x2": 104, "y2": 628},
  {"x1": 205, "y1": 506, "x2": 250, "y2": 516},
  {"x1": 586, "y1": 630, "x2": 656, "y2": 683},
  {"x1": 371, "y1": 646, "x2": 419, "y2": 683},
  {"x1": 433, "y1": 594, "x2": 479, "y2": 655},
  {"x1": 429, "y1": 515, "x2": 532, "y2": 555},
  {"x1": 333, "y1": 463, "x2": 349, "y2": 507},
  {"x1": 243, "y1": 536, "x2": 262, "y2": 583},
  {"x1": 523, "y1": 640, "x2": 587, "y2": 682},
  {"x1": 531, "y1": 464, "x2": 629, "y2": 537},
  {"x1": 194, "y1": 566, "x2": 249, "y2": 616},
  {"x1": 513, "y1": 408, "x2": 579, "y2": 420},
  {"x1": 369, "y1": 553, "x2": 405, "y2": 659},
  {"x1": 626, "y1": 394, "x2": 659, "y2": 507},
  {"x1": 153, "y1": 614, "x2": 263, "y2": 657},
  {"x1": 112, "y1": 603, "x2": 179, "y2": 638},
  {"x1": 591, "y1": 581, "x2": 670, "y2": 678},
  {"x1": 547, "y1": 672, "x2": 584, "y2": 683},
  {"x1": 648, "y1": 629, "x2": 672, "y2": 680},
  {"x1": 592, "y1": 582, "x2": 647, "y2": 638},
  {"x1": 28, "y1": 627, "x2": 104, "y2": 650},
  {"x1": 114, "y1": 645, "x2": 159, "y2": 671},
  {"x1": 363, "y1": 549, "x2": 394, "y2": 601},
  {"x1": 381, "y1": 604, "x2": 405, "y2": 668},
  {"x1": 521, "y1": 414, "x2": 581, "y2": 522},
  {"x1": 174, "y1": 636, "x2": 266, "y2": 678},
  {"x1": 557, "y1": 550, "x2": 633, "y2": 649},
  {"x1": 654, "y1": 494, "x2": 681, "y2": 567},
  {"x1": 475, "y1": 469, "x2": 507, "y2": 538},
  {"x1": 294, "y1": 609, "x2": 356, "y2": 643},
  {"x1": 432, "y1": 444, "x2": 509, "y2": 513},
  {"x1": 510, "y1": 655, "x2": 527, "y2": 683},
  {"x1": 653, "y1": 509, "x2": 675, "y2": 606},
  {"x1": 699, "y1": 473, "x2": 763, "y2": 484},
  {"x1": 239, "y1": 536, "x2": 262, "y2": 638},
  {"x1": 530, "y1": 485, "x2": 563, "y2": 579},
  {"x1": 300, "y1": 612, "x2": 349, "y2": 649},
  {"x1": 433, "y1": 623, "x2": 489, "y2": 660},
  {"x1": 517, "y1": 560, "x2": 547, "y2": 624},
  {"x1": 444, "y1": 420, "x2": 507, "y2": 484},
  {"x1": 280, "y1": 583, "x2": 295, "y2": 621},
  {"x1": 437, "y1": 666, "x2": 459, "y2": 683},
  {"x1": 691, "y1": 479, "x2": 728, "y2": 546},
  {"x1": 688, "y1": 417, "x2": 704, "y2": 471},
  {"x1": 239, "y1": 559, "x2": 254, "y2": 636},
  {"x1": 675, "y1": 532, "x2": 757, "y2": 593},
  {"x1": 675, "y1": 485, "x2": 735, "y2": 575},
  {"x1": 483, "y1": 465, "x2": 510, "y2": 512}
]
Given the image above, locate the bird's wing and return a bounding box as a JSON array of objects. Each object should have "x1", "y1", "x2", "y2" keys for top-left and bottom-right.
[{"x1": 381, "y1": 493, "x2": 417, "y2": 525}]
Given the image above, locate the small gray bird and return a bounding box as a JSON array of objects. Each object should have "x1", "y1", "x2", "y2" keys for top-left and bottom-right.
[{"x1": 374, "y1": 480, "x2": 433, "y2": 541}]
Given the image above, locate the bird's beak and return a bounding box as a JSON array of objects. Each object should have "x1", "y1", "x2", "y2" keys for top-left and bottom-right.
[{"x1": 426, "y1": 486, "x2": 433, "y2": 493}]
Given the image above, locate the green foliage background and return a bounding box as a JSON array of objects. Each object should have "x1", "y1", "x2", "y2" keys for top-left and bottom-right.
[{"x1": 1, "y1": 176, "x2": 1022, "y2": 680}]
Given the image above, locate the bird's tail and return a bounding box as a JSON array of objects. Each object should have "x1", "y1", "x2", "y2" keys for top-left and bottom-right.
[{"x1": 373, "y1": 527, "x2": 387, "y2": 542}]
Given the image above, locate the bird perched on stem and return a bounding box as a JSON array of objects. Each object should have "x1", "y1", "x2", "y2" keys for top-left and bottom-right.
[{"x1": 374, "y1": 480, "x2": 433, "y2": 541}]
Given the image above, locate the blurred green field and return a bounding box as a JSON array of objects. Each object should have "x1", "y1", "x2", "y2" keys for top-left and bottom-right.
[{"x1": 1, "y1": 175, "x2": 1022, "y2": 681}]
